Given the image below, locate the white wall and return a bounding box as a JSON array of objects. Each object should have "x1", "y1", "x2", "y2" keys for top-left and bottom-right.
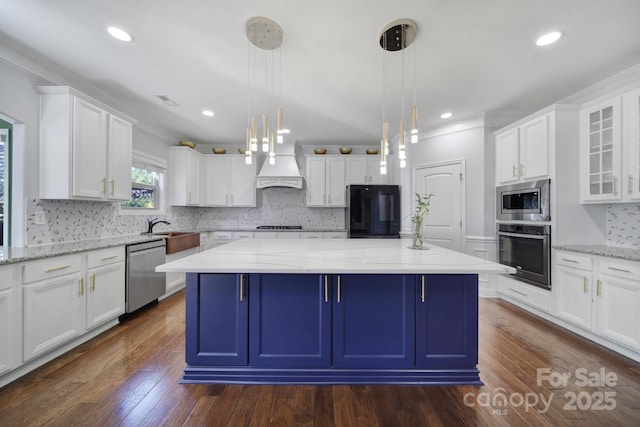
[{"x1": 405, "y1": 125, "x2": 490, "y2": 238}]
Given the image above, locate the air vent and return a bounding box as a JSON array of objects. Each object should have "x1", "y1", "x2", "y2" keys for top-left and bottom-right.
[{"x1": 156, "y1": 95, "x2": 180, "y2": 107}]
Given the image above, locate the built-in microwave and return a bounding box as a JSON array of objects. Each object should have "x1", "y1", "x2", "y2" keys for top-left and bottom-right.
[{"x1": 496, "y1": 179, "x2": 550, "y2": 222}]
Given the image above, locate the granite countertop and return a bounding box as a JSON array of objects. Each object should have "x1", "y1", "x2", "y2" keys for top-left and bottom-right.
[
  {"x1": 0, "y1": 234, "x2": 165, "y2": 266},
  {"x1": 157, "y1": 238, "x2": 515, "y2": 275},
  {"x1": 554, "y1": 245, "x2": 640, "y2": 262}
]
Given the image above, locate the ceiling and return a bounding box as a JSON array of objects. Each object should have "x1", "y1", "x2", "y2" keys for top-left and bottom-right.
[{"x1": 1, "y1": 0, "x2": 640, "y2": 146}]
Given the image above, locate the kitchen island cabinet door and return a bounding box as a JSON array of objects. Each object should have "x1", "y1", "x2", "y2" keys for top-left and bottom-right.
[
  {"x1": 249, "y1": 274, "x2": 331, "y2": 368},
  {"x1": 332, "y1": 274, "x2": 415, "y2": 369},
  {"x1": 185, "y1": 273, "x2": 248, "y2": 366},
  {"x1": 416, "y1": 274, "x2": 478, "y2": 369}
]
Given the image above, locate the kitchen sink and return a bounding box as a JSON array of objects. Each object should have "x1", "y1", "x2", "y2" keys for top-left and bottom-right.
[{"x1": 152, "y1": 231, "x2": 200, "y2": 254}]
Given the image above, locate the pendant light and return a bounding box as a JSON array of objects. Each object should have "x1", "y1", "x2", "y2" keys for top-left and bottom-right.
[
  {"x1": 246, "y1": 17, "x2": 284, "y2": 160},
  {"x1": 379, "y1": 19, "x2": 418, "y2": 170}
]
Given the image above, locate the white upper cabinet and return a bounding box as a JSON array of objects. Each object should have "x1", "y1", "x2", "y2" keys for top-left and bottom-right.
[
  {"x1": 579, "y1": 88, "x2": 640, "y2": 203},
  {"x1": 623, "y1": 89, "x2": 640, "y2": 200},
  {"x1": 305, "y1": 156, "x2": 346, "y2": 207},
  {"x1": 37, "y1": 86, "x2": 133, "y2": 201},
  {"x1": 169, "y1": 147, "x2": 201, "y2": 206},
  {"x1": 203, "y1": 155, "x2": 256, "y2": 207},
  {"x1": 495, "y1": 115, "x2": 549, "y2": 185},
  {"x1": 346, "y1": 156, "x2": 388, "y2": 185}
]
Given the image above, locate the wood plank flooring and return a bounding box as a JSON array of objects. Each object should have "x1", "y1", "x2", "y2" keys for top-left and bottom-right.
[{"x1": 2, "y1": 290, "x2": 640, "y2": 426}]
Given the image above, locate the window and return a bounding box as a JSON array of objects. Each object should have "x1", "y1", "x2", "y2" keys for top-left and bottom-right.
[
  {"x1": 121, "y1": 166, "x2": 160, "y2": 210},
  {"x1": 119, "y1": 151, "x2": 166, "y2": 215}
]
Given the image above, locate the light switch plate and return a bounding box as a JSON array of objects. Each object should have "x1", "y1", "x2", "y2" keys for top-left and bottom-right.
[{"x1": 35, "y1": 211, "x2": 45, "y2": 225}]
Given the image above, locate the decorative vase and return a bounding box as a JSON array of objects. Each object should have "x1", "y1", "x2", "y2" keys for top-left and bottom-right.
[{"x1": 411, "y1": 220, "x2": 424, "y2": 249}]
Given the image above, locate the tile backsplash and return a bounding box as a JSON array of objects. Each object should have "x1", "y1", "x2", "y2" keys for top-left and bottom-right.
[
  {"x1": 26, "y1": 188, "x2": 345, "y2": 245},
  {"x1": 607, "y1": 204, "x2": 640, "y2": 248}
]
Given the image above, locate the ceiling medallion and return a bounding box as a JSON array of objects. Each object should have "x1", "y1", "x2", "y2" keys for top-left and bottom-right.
[{"x1": 246, "y1": 17, "x2": 283, "y2": 50}]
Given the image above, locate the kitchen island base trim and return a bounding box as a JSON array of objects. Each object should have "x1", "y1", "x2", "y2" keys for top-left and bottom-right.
[
  {"x1": 180, "y1": 367, "x2": 482, "y2": 385},
  {"x1": 184, "y1": 272, "x2": 481, "y2": 385}
]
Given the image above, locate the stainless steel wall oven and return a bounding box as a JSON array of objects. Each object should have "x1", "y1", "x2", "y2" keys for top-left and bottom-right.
[{"x1": 498, "y1": 223, "x2": 551, "y2": 290}]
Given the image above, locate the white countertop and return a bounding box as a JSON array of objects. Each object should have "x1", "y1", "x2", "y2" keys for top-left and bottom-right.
[{"x1": 156, "y1": 238, "x2": 515, "y2": 275}]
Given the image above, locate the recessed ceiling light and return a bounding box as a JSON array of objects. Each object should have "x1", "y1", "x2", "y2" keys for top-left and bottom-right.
[
  {"x1": 107, "y1": 26, "x2": 133, "y2": 42},
  {"x1": 202, "y1": 110, "x2": 215, "y2": 117},
  {"x1": 440, "y1": 112, "x2": 453, "y2": 119},
  {"x1": 536, "y1": 31, "x2": 563, "y2": 46}
]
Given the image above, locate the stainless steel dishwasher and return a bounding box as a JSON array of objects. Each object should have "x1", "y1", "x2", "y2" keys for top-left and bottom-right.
[{"x1": 125, "y1": 239, "x2": 167, "y2": 313}]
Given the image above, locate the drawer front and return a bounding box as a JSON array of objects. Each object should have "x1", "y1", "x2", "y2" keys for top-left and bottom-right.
[
  {"x1": 0, "y1": 265, "x2": 16, "y2": 291},
  {"x1": 556, "y1": 251, "x2": 593, "y2": 271},
  {"x1": 499, "y1": 277, "x2": 550, "y2": 312},
  {"x1": 301, "y1": 232, "x2": 324, "y2": 239},
  {"x1": 233, "y1": 232, "x2": 254, "y2": 240},
  {"x1": 212, "y1": 231, "x2": 233, "y2": 240},
  {"x1": 323, "y1": 232, "x2": 347, "y2": 239},
  {"x1": 23, "y1": 254, "x2": 83, "y2": 284},
  {"x1": 87, "y1": 247, "x2": 125, "y2": 269},
  {"x1": 599, "y1": 259, "x2": 640, "y2": 281}
]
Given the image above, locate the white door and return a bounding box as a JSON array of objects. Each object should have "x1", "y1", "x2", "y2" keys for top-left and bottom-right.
[
  {"x1": 413, "y1": 162, "x2": 463, "y2": 251},
  {"x1": 107, "y1": 115, "x2": 133, "y2": 201},
  {"x1": 72, "y1": 97, "x2": 107, "y2": 199},
  {"x1": 229, "y1": 156, "x2": 256, "y2": 207}
]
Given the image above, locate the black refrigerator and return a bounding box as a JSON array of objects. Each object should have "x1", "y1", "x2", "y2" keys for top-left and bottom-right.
[{"x1": 347, "y1": 185, "x2": 400, "y2": 238}]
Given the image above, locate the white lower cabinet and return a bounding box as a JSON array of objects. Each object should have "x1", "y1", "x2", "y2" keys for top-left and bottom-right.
[
  {"x1": 554, "y1": 250, "x2": 640, "y2": 353},
  {"x1": 595, "y1": 260, "x2": 640, "y2": 351},
  {"x1": 0, "y1": 265, "x2": 19, "y2": 376},
  {"x1": 22, "y1": 248, "x2": 126, "y2": 363},
  {"x1": 85, "y1": 247, "x2": 125, "y2": 330},
  {"x1": 23, "y1": 258, "x2": 84, "y2": 361},
  {"x1": 555, "y1": 253, "x2": 593, "y2": 329}
]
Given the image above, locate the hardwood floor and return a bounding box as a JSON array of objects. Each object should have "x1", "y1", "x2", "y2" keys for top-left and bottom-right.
[{"x1": 2, "y1": 290, "x2": 640, "y2": 426}]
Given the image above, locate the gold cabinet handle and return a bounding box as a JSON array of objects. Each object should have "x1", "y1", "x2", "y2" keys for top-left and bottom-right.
[
  {"x1": 597, "y1": 279, "x2": 602, "y2": 297},
  {"x1": 561, "y1": 258, "x2": 579, "y2": 263},
  {"x1": 101, "y1": 255, "x2": 119, "y2": 261},
  {"x1": 337, "y1": 275, "x2": 341, "y2": 303},
  {"x1": 189, "y1": 192, "x2": 192, "y2": 203},
  {"x1": 608, "y1": 266, "x2": 631, "y2": 273},
  {"x1": 629, "y1": 175, "x2": 634, "y2": 195},
  {"x1": 91, "y1": 274, "x2": 96, "y2": 292},
  {"x1": 324, "y1": 275, "x2": 329, "y2": 303},
  {"x1": 421, "y1": 275, "x2": 425, "y2": 303},
  {"x1": 519, "y1": 163, "x2": 524, "y2": 177},
  {"x1": 583, "y1": 277, "x2": 588, "y2": 293},
  {"x1": 102, "y1": 178, "x2": 107, "y2": 194},
  {"x1": 46, "y1": 265, "x2": 71, "y2": 272},
  {"x1": 110, "y1": 179, "x2": 115, "y2": 196},
  {"x1": 613, "y1": 176, "x2": 618, "y2": 196},
  {"x1": 80, "y1": 277, "x2": 84, "y2": 296},
  {"x1": 512, "y1": 165, "x2": 517, "y2": 178},
  {"x1": 239, "y1": 274, "x2": 244, "y2": 301}
]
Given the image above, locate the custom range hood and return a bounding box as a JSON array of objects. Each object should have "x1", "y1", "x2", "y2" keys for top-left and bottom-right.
[{"x1": 256, "y1": 143, "x2": 304, "y2": 189}]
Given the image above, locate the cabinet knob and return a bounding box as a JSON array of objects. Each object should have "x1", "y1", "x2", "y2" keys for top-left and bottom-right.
[
  {"x1": 110, "y1": 179, "x2": 115, "y2": 196},
  {"x1": 583, "y1": 277, "x2": 589, "y2": 294},
  {"x1": 596, "y1": 279, "x2": 602, "y2": 297},
  {"x1": 102, "y1": 178, "x2": 107, "y2": 194},
  {"x1": 613, "y1": 177, "x2": 618, "y2": 196},
  {"x1": 79, "y1": 277, "x2": 84, "y2": 296}
]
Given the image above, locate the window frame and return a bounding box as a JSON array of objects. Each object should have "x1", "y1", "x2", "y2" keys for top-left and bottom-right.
[{"x1": 117, "y1": 150, "x2": 167, "y2": 216}]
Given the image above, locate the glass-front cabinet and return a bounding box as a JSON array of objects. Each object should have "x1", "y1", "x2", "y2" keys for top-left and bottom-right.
[
  {"x1": 581, "y1": 97, "x2": 622, "y2": 202},
  {"x1": 580, "y1": 89, "x2": 640, "y2": 203}
]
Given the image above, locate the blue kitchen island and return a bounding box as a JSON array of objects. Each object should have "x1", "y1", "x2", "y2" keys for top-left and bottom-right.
[{"x1": 157, "y1": 239, "x2": 514, "y2": 385}]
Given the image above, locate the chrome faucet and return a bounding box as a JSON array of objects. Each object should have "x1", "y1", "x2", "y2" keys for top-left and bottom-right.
[{"x1": 147, "y1": 217, "x2": 171, "y2": 233}]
